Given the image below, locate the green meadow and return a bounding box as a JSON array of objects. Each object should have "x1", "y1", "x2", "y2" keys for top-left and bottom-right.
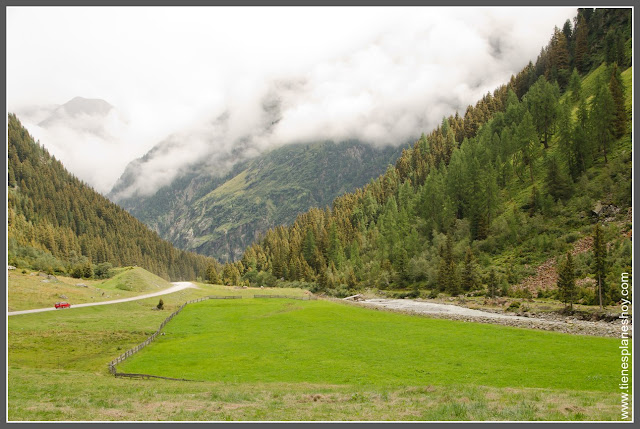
[
  {"x1": 8, "y1": 285, "x2": 630, "y2": 421},
  {"x1": 119, "y1": 299, "x2": 621, "y2": 391}
]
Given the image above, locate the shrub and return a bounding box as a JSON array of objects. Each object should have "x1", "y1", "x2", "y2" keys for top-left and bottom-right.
[{"x1": 506, "y1": 301, "x2": 521, "y2": 312}]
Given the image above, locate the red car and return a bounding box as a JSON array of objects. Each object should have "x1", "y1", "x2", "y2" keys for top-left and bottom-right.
[{"x1": 55, "y1": 302, "x2": 70, "y2": 309}]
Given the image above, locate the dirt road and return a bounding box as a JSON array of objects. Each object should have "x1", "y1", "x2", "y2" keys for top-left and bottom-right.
[{"x1": 7, "y1": 282, "x2": 197, "y2": 316}]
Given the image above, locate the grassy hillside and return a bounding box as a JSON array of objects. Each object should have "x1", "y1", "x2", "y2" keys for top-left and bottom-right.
[
  {"x1": 8, "y1": 266, "x2": 173, "y2": 311},
  {"x1": 117, "y1": 140, "x2": 402, "y2": 262},
  {"x1": 99, "y1": 266, "x2": 173, "y2": 292}
]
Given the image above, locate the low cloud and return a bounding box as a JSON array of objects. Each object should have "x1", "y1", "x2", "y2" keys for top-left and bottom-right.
[{"x1": 8, "y1": 7, "x2": 576, "y2": 198}]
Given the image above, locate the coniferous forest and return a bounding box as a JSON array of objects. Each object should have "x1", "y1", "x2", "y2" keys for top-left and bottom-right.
[
  {"x1": 215, "y1": 8, "x2": 632, "y2": 306},
  {"x1": 7, "y1": 114, "x2": 220, "y2": 280}
]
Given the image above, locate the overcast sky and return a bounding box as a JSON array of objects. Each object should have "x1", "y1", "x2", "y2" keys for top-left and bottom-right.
[{"x1": 7, "y1": 7, "x2": 577, "y2": 195}]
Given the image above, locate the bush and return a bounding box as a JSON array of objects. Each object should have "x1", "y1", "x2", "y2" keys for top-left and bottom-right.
[
  {"x1": 506, "y1": 301, "x2": 521, "y2": 312},
  {"x1": 94, "y1": 262, "x2": 114, "y2": 279}
]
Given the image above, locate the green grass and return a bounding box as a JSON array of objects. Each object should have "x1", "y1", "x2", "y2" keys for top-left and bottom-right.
[
  {"x1": 119, "y1": 299, "x2": 623, "y2": 392},
  {"x1": 8, "y1": 267, "x2": 172, "y2": 311},
  {"x1": 8, "y1": 367, "x2": 625, "y2": 421},
  {"x1": 9, "y1": 289, "x2": 629, "y2": 421},
  {"x1": 99, "y1": 266, "x2": 172, "y2": 292}
]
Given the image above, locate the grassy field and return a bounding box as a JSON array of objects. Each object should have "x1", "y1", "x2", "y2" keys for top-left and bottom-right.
[
  {"x1": 8, "y1": 283, "x2": 630, "y2": 421},
  {"x1": 7, "y1": 267, "x2": 173, "y2": 311},
  {"x1": 119, "y1": 299, "x2": 621, "y2": 390}
]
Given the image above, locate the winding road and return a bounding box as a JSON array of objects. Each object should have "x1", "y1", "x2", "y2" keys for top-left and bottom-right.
[{"x1": 7, "y1": 282, "x2": 197, "y2": 316}]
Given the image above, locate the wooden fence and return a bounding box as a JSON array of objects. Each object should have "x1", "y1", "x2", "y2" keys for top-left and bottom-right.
[
  {"x1": 254, "y1": 294, "x2": 318, "y2": 300},
  {"x1": 108, "y1": 293, "x2": 314, "y2": 376}
]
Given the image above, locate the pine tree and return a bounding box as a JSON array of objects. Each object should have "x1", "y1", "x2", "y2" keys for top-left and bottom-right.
[
  {"x1": 557, "y1": 252, "x2": 576, "y2": 310},
  {"x1": 526, "y1": 76, "x2": 559, "y2": 149},
  {"x1": 549, "y1": 28, "x2": 571, "y2": 89},
  {"x1": 593, "y1": 223, "x2": 608, "y2": 309},
  {"x1": 544, "y1": 154, "x2": 572, "y2": 202},
  {"x1": 589, "y1": 78, "x2": 616, "y2": 163},
  {"x1": 514, "y1": 111, "x2": 540, "y2": 184},
  {"x1": 487, "y1": 269, "x2": 498, "y2": 299},
  {"x1": 574, "y1": 14, "x2": 589, "y2": 73},
  {"x1": 437, "y1": 235, "x2": 460, "y2": 296},
  {"x1": 461, "y1": 247, "x2": 479, "y2": 292},
  {"x1": 206, "y1": 263, "x2": 220, "y2": 284},
  {"x1": 568, "y1": 69, "x2": 582, "y2": 103},
  {"x1": 609, "y1": 63, "x2": 627, "y2": 138}
]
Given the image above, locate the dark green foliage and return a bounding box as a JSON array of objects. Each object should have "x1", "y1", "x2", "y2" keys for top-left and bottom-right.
[
  {"x1": 7, "y1": 114, "x2": 218, "y2": 281},
  {"x1": 94, "y1": 262, "x2": 114, "y2": 279},
  {"x1": 525, "y1": 76, "x2": 560, "y2": 149},
  {"x1": 487, "y1": 269, "x2": 498, "y2": 299},
  {"x1": 592, "y1": 224, "x2": 608, "y2": 308},
  {"x1": 568, "y1": 69, "x2": 582, "y2": 102},
  {"x1": 573, "y1": 14, "x2": 589, "y2": 73},
  {"x1": 544, "y1": 154, "x2": 572, "y2": 202},
  {"x1": 556, "y1": 252, "x2": 576, "y2": 309},
  {"x1": 589, "y1": 78, "x2": 616, "y2": 163},
  {"x1": 437, "y1": 235, "x2": 458, "y2": 295},
  {"x1": 608, "y1": 63, "x2": 627, "y2": 138},
  {"x1": 461, "y1": 247, "x2": 479, "y2": 292}
]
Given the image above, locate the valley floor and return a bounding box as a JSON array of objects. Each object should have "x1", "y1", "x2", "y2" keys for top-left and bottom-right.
[{"x1": 8, "y1": 281, "x2": 631, "y2": 422}]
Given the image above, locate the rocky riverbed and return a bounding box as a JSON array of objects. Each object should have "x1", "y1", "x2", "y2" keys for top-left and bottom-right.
[{"x1": 343, "y1": 298, "x2": 627, "y2": 338}]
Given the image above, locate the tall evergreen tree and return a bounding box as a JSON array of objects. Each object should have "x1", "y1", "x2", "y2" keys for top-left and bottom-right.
[
  {"x1": 526, "y1": 76, "x2": 559, "y2": 149},
  {"x1": 437, "y1": 234, "x2": 458, "y2": 295},
  {"x1": 557, "y1": 252, "x2": 576, "y2": 310},
  {"x1": 461, "y1": 247, "x2": 479, "y2": 292},
  {"x1": 568, "y1": 69, "x2": 582, "y2": 102},
  {"x1": 593, "y1": 223, "x2": 608, "y2": 309},
  {"x1": 544, "y1": 154, "x2": 572, "y2": 202},
  {"x1": 609, "y1": 63, "x2": 627, "y2": 138},
  {"x1": 589, "y1": 78, "x2": 616, "y2": 163},
  {"x1": 487, "y1": 269, "x2": 498, "y2": 299},
  {"x1": 574, "y1": 14, "x2": 589, "y2": 73}
]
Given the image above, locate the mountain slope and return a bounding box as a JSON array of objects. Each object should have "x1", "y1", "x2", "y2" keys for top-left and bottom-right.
[
  {"x1": 226, "y1": 8, "x2": 632, "y2": 304},
  {"x1": 7, "y1": 114, "x2": 218, "y2": 280},
  {"x1": 112, "y1": 140, "x2": 403, "y2": 261}
]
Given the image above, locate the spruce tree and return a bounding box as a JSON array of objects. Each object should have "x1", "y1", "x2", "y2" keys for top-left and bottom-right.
[
  {"x1": 574, "y1": 14, "x2": 588, "y2": 73},
  {"x1": 568, "y1": 69, "x2": 582, "y2": 103},
  {"x1": 589, "y1": 78, "x2": 616, "y2": 163},
  {"x1": 461, "y1": 247, "x2": 479, "y2": 292},
  {"x1": 487, "y1": 269, "x2": 498, "y2": 299},
  {"x1": 557, "y1": 252, "x2": 576, "y2": 310},
  {"x1": 593, "y1": 223, "x2": 608, "y2": 309},
  {"x1": 206, "y1": 263, "x2": 220, "y2": 284},
  {"x1": 609, "y1": 63, "x2": 627, "y2": 138}
]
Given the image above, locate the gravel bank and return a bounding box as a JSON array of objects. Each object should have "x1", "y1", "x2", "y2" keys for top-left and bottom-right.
[{"x1": 343, "y1": 298, "x2": 626, "y2": 338}]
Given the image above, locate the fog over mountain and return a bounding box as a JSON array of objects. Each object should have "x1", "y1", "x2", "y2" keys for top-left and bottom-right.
[{"x1": 7, "y1": 7, "x2": 576, "y2": 196}]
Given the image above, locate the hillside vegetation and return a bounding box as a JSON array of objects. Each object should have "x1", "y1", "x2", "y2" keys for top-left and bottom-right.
[
  {"x1": 113, "y1": 140, "x2": 402, "y2": 262},
  {"x1": 7, "y1": 117, "x2": 220, "y2": 281},
  {"x1": 8, "y1": 266, "x2": 172, "y2": 311},
  {"x1": 219, "y1": 9, "x2": 632, "y2": 308}
]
